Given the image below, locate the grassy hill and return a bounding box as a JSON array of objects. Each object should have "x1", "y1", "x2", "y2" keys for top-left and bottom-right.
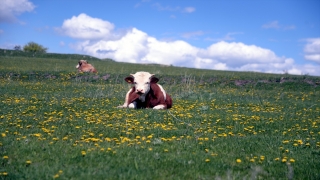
[
  {"x1": 0, "y1": 49, "x2": 319, "y2": 179},
  {"x1": 1, "y1": 48, "x2": 319, "y2": 85}
]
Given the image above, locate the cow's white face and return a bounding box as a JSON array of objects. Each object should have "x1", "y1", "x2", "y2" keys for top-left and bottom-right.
[
  {"x1": 125, "y1": 72, "x2": 158, "y2": 97},
  {"x1": 76, "y1": 60, "x2": 87, "y2": 69}
]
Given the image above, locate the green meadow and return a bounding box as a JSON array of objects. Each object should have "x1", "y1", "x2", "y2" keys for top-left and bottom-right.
[{"x1": 0, "y1": 49, "x2": 319, "y2": 179}]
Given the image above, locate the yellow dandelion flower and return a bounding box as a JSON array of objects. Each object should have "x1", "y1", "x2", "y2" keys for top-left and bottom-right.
[
  {"x1": 205, "y1": 159, "x2": 210, "y2": 162},
  {"x1": 236, "y1": 159, "x2": 241, "y2": 163},
  {"x1": 53, "y1": 174, "x2": 59, "y2": 178},
  {"x1": 289, "y1": 158, "x2": 295, "y2": 163},
  {"x1": 282, "y1": 140, "x2": 289, "y2": 144},
  {"x1": 81, "y1": 151, "x2": 86, "y2": 156},
  {"x1": 3, "y1": 156, "x2": 8, "y2": 159},
  {"x1": 26, "y1": 160, "x2": 32, "y2": 164}
]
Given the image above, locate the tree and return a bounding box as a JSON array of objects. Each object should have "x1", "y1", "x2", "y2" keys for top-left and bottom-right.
[
  {"x1": 23, "y1": 42, "x2": 48, "y2": 53},
  {"x1": 14, "y1": 45, "x2": 21, "y2": 51}
]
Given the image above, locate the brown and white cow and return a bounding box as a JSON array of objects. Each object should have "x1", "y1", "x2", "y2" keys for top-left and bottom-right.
[
  {"x1": 76, "y1": 60, "x2": 97, "y2": 73},
  {"x1": 118, "y1": 71, "x2": 172, "y2": 109}
]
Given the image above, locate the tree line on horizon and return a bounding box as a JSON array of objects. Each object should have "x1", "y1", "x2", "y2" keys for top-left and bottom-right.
[{"x1": 14, "y1": 42, "x2": 48, "y2": 53}]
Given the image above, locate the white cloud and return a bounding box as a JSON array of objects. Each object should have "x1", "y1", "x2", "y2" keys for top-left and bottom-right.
[
  {"x1": 183, "y1": 7, "x2": 196, "y2": 13},
  {"x1": 181, "y1": 31, "x2": 204, "y2": 39},
  {"x1": 205, "y1": 32, "x2": 243, "y2": 42},
  {"x1": 0, "y1": 0, "x2": 35, "y2": 23},
  {"x1": 262, "y1": 21, "x2": 280, "y2": 29},
  {"x1": 152, "y1": 3, "x2": 195, "y2": 13},
  {"x1": 262, "y1": 21, "x2": 295, "y2": 30},
  {"x1": 304, "y1": 38, "x2": 320, "y2": 63},
  {"x1": 60, "y1": 41, "x2": 65, "y2": 47},
  {"x1": 199, "y1": 41, "x2": 282, "y2": 66},
  {"x1": 60, "y1": 14, "x2": 320, "y2": 76},
  {"x1": 72, "y1": 28, "x2": 149, "y2": 63},
  {"x1": 58, "y1": 13, "x2": 115, "y2": 40}
]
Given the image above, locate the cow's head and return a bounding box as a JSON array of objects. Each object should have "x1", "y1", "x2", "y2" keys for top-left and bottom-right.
[
  {"x1": 76, "y1": 60, "x2": 88, "y2": 69},
  {"x1": 125, "y1": 71, "x2": 159, "y2": 95}
]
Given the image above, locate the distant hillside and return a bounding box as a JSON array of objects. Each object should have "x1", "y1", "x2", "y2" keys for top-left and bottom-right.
[{"x1": 0, "y1": 48, "x2": 115, "y2": 61}]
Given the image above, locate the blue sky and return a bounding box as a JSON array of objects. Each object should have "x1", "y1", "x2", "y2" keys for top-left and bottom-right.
[{"x1": 1, "y1": 0, "x2": 320, "y2": 76}]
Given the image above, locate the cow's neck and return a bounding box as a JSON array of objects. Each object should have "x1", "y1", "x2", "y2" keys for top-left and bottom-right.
[
  {"x1": 139, "y1": 88, "x2": 153, "y2": 102},
  {"x1": 139, "y1": 94, "x2": 146, "y2": 102}
]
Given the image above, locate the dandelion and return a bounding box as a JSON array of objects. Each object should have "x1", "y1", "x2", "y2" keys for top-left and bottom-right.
[
  {"x1": 1, "y1": 172, "x2": 8, "y2": 176},
  {"x1": 281, "y1": 158, "x2": 287, "y2": 163},
  {"x1": 289, "y1": 158, "x2": 295, "y2": 163},
  {"x1": 205, "y1": 158, "x2": 210, "y2": 162},
  {"x1": 53, "y1": 174, "x2": 59, "y2": 179},
  {"x1": 236, "y1": 159, "x2": 241, "y2": 163},
  {"x1": 81, "y1": 151, "x2": 86, "y2": 156},
  {"x1": 26, "y1": 160, "x2": 32, "y2": 165},
  {"x1": 3, "y1": 156, "x2": 8, "y2": 159},
  {"x1": 282, "y1": 140, "x2": 289, "y2": 144}
]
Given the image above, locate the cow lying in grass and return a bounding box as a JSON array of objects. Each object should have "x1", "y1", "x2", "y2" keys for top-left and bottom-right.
[
  {"x1": 118, "y1": 71, "x2": 172, "y2": 109},
  {"x1": 76, "y1": 60, "x2": 97, "y2": 73}
]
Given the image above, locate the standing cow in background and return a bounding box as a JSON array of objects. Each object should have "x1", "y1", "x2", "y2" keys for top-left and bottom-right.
[
  {"x1": 118, "y1": 71, "x2": 172, "y2": 109},
  {"x1": 76, "y1": 60, "x2": 97, "y2": 73}
]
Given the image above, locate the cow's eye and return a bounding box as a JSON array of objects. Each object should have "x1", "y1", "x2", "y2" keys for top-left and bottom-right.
[
  {"x1": 146, "y1": 82, "x2": 149, "y2": 84},
  {"x1": 134, "y1": 82, "x2": 137, "y2": 84}
]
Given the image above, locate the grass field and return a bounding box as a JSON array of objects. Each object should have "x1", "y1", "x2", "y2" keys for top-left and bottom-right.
[{"x1": 0, "y1": 49, "x2": 320, "y2": 179}]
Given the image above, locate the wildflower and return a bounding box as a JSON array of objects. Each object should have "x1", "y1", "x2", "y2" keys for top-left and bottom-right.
[
  {"x1": 26, "y1": 160, "x2": 32, "y2": 165},
  {"x1": 53, "y1": 174, "x2": 59, "y2": 179},
  {"x1": 205, "y1": 159, "x2": 210, "y2": 162},
  {"x1": 3, "y1": 156, "x2": 8, "y2": 159},
  {"x1": 282, "y1": 158, "x2": 287, "y2": 163},
  {"x1": 282, "y1": 140, "x2": 289, "y2": 144},
  {"x1": 1, "y1": 172, "x2": 8, "y2": 176},
  {"x1": 236, "y1": 159, "x2": 241, "y2": 163},
  {"x1": 81, "y1": 151, "x2": 86, "y2": 156},
  {"x1": 289, "y1": 158, "x2": 295, "y2": 163}
]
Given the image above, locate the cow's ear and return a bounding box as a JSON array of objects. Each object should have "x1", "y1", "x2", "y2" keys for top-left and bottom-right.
[
  {"x1": 125, "y1": 76, "x2": 134, "y2": 84},
  {"x1": 150, "y1": 76, "x2": 159, "y2": 83}
]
